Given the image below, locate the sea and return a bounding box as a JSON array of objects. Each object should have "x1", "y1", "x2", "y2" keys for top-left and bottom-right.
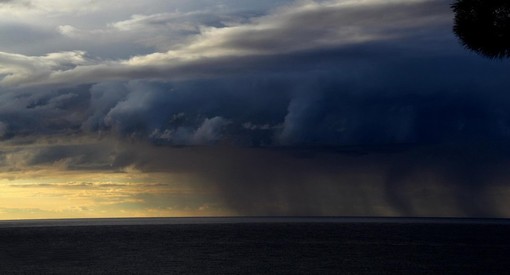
[{"x1": 1, "y1": 217, "x2": 509, "y2": 274}]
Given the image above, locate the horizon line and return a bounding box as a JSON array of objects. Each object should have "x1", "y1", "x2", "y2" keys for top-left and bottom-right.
[{"x1": 2, "y1": 216, "x2": 510, "y2": 228}]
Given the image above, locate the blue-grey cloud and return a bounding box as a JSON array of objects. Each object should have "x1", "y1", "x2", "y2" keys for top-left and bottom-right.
[
  {"x1": 0, "y1": 0, "x2": 453, "y2": 87},
  {"x1": 2, "y1": 54, "x2": 510, "y2": 147}
]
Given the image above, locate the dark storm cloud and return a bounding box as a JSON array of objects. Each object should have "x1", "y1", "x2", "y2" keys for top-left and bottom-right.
[
  {"x1": 0, "y1": 85, "x2": 91, "y2": 139},
  {"x1": 1, "y1": 0, "x2": 510, "y2": 217},
  {"x1": 3, "y1": 78, "x2": 510, "y2": 217},
  {"x1": 2, "y1": 49, "x2": 510, "y2": 147},
  {"x1": 26, "y1": 143, "x2": 116, "y2": 170}
]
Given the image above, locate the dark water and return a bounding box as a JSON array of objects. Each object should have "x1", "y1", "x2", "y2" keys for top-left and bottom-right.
[{"x1": 1, "y1": 218, "x2": 510, "y2": 274}]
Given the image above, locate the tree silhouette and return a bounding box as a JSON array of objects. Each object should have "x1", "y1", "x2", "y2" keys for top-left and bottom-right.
[{"x1": 452, "y1": 0, "x2": 510, "y2": 59}]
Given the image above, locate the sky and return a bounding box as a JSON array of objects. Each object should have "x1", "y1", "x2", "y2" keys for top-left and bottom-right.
[{"x1": 1, "y1": 0, "x2": 510, "y2": 219}]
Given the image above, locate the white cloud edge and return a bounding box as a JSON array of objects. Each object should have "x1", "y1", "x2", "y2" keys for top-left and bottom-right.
[{"x1": 0, "y1": 0, "x2": 450, "y2": 88}]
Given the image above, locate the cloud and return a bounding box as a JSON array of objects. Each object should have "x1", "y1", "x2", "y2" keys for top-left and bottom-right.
[
  {"x1": 0, "y1": 0, "x2": 97, "y2": 13},
  {"x1": 0, "y1": 0, "x2": 21, "y2": 3},
  {"x1": 0, "y1": 0, "x2": 288, "y2": 57},
  {"x1": 1, "y1": 0, "x2": 510, "y2": 218},
  {"x1": 0, "y1": 121, "x2": 7, "y2": 137},
  {"x1": 2, "y1": 123, "x2": 510, "y2": 217},
  {"x1": 0, "y1": 51, "x2": 93, "y2": 86},
  {"x1": 1, "y1": 55, "x2": 510, "y2": 148},
  {"x1": 108, "y1": 142, "x2": 510, "y2": 217},
  {"x1": 57, "y1": 10, "x2": 230, "y2": 52},
  {"x1": 191, "y1": 116, "x2": 230, "y2": 144},
  {"x1": 4, "y1": 138, "x2": 510, "y2": 217},
  {"x1": 0, "y1": 0, "x2": 453, "y2": 87},
  {"x1": 0, "y1": 0, "x2": 29, "y2": 6},
  {"x1": 149, "y1": 116, "x2": 230, "y2": 145},
  {"x1": 110, "y1": 12, "x2": 205, "y2": 32}
]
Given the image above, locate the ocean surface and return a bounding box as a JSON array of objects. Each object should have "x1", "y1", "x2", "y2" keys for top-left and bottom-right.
[{"x1": 1, "y1": 217, "x2": 509, "y2": 274}]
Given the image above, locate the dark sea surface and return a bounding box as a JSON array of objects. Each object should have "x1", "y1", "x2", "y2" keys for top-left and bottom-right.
[{"x1": 1, "y1": 217, "x2": 510, "y2": 274}]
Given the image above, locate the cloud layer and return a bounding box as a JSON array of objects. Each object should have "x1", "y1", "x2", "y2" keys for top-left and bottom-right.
[
  {"x1": 1, "y1": 0, "x2": 510, "y2": 218},
  {"x1": 0, "y1": 0, "x2": 453, "y2": 87}
]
